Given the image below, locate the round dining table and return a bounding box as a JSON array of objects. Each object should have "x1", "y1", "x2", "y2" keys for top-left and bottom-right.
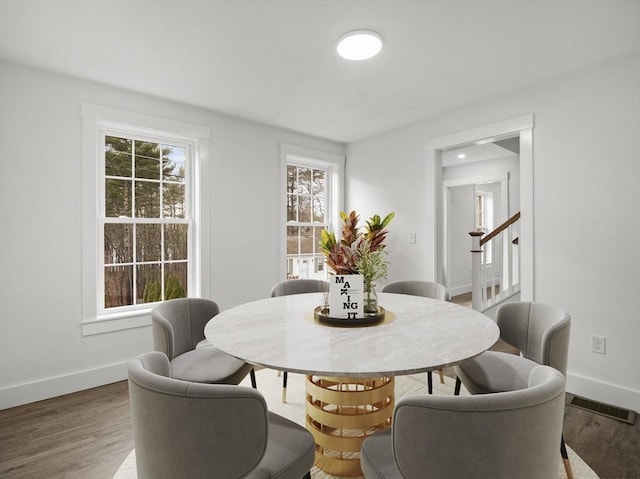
[{"x1": 205, "y1": 292, "x2": 499, "y2": 476}]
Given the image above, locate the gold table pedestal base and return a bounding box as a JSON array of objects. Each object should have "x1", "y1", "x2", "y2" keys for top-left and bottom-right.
[{"x1": 305, "y1": 375, "x2": 394, "y2": 477}]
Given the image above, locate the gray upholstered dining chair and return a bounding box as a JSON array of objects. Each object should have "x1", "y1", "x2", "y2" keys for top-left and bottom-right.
[
  {"x1": 128, "y1": 351, "x2": 315, "y2": 479},
  {"x1": 382, "y1": 280, "x2": 449, "y2": 301},
  {"x1": 381, "y1": 280, "x2": 450, "y2": 394},
  {"x1": 151, "y1": 297, "x2": 255, "y2": 386},
  {"x1": 360, "y1": 365, "x2": 566, "y2": 479},
  {"x1": 454, "y1": 301, "x2": 572, "y2": 478},
  {"x1": 270, "y1": 279, "x2": 329, "y2": 402}
]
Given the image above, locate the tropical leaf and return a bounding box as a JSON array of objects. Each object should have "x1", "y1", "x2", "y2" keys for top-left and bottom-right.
[
  {"x1": 364, "y1": 211, "x2": 395, "y2": 251},
  {"x1": 319, "y1": 229, "x2": 337, "y2": 256},
  {"x1": 340, "y1": 210, "x2": 360, "y2": 248},
  {"x1": 319, "y1": 210, "x2": 394, "y2": 276}
]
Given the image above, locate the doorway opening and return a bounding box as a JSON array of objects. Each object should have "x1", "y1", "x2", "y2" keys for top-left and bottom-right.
[
  {"x1": 441, "y1": 140, "x2": 518, "y2": 298},
  {"x1": 426, "y1": 115, "x2": 534, "y2": 304}
]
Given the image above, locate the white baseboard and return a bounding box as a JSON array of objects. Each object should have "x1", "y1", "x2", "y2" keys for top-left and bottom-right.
[
  {"x1": 0, "y1": 362, "x2": 128, "y2": 410},
  {"x1": 4, "y1": 362, "x2": 639, "y2": 416},
  {"x1": 567, "y1": 372, "x2": 640, "y2": 414},
  {"x1": 450, "y1": 284, "x2": 472, "y2": 297}
]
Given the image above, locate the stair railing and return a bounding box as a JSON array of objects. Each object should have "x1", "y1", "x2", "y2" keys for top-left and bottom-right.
[{"x1": 470, "y1": 212, "x2": 521, "y2": 311}]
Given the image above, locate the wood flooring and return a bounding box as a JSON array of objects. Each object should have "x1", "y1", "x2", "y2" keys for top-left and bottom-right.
[
  {"x1": 1, "y1": 372, "x2": 638, "y2": 479},
  {"x1": 1, "y1": 294, "x2": 638, "y2": 478},
  {"x1": 0, "y1": 381, "x2": 133, "y2": 478},
  {"x1": 448, "y1": 293, "x2": 640, "y2": 479}
]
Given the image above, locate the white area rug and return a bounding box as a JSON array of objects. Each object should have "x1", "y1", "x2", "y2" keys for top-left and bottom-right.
[{"x1": 115, "y1": 369, "x2": 598, "y2": 479}]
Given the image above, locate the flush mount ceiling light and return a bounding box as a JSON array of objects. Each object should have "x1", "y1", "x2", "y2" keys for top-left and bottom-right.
[{"x1": 337, "y1": 30, "x2": 383, "y2": 61}]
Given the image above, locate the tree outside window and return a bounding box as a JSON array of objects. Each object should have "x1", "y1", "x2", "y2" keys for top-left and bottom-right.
[
  {"x1": 286, "y1": 163, "x2": 329, "y2": 280},
  {"x1": 102, "y1": 134, "x2": 190, "y2": 309}
]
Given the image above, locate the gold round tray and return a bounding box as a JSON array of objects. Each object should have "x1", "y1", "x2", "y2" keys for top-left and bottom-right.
[{"x1": 313, "y1": 306, "x2": 386, "y2": 326}]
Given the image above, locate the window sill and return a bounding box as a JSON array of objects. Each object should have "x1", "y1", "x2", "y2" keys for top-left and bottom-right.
[{"x1": 82, "y1": 309, "x2": 152, "y2": 336}]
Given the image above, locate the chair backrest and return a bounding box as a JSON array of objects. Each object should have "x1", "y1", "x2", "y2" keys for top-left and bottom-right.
[
  {"x1": 392, "y1": 365, "x2": 566, "y2": 479},
  {"x1": 128, "y1": 351, "x2": 268, "y2": 479},
  {"x1": 151, "y1": 298, "x2": 220, "y2": 359},
  {"x1": 381, "y1": 280, "x2": 450, "y2": 301},
  {"x1": 496, "y1": 301, "x2": 571, "y2": 375},
  {"x1": 270, "y1": 279, "x2": 328, "y2": 297}
]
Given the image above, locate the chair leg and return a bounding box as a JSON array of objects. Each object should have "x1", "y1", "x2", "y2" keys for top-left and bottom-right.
[
  {"x1": 560, "y1": 434, "x2": 574, "y2": 479},
  {"x1": 438, "y1": 368, "x2": 445, "y2": 384},
  {"x1": 454, "y1": 376, "x2": 461, "y2": 396},
  {"x1": 282, "y1": 371, "x2": 288, "y2": 403},
  {"x1": 250, "y1": 369, "x2": 257, "y2": 389},
  {"x1": 427, "y1": 371, "x2": 433, "y2": 394}
]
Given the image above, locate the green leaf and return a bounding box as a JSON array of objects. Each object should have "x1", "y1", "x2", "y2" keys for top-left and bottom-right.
[{"x1": 381, "y1": 212, "x2": 395, "y2": 228}]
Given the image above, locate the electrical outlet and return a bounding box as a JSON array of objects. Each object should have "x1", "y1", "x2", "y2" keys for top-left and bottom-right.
[
  {"x1": 409, "y1": 232, "x2": 416, "y2": 244},
  {"x1": 591, "y1": 335, "x2": 606, "y2": 354}
]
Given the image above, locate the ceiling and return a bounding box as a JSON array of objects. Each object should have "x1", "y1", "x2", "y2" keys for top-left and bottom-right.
[
  {"x1": 442, "y1": 140, "x2": 517, "y2": 168},
  {"x1": 1, "y1": 0, "x2": 638, "y2": 143}
]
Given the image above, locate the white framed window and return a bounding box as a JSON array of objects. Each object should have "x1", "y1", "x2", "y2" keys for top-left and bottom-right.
[
  {"x1": 475, "y1": 193, "x2": 487, "y2": 233},
  {"x1": 280, "y1": 144, "x2": 344, "y2": 281},
  {"x1": 82, "y1": 104, "x2": 210, "y2": 335},
  {"x1": 100, "y1": 129, "x2": 192, "y2": 312},
  {"x1": 475, "y1": 190, "x2": 494, "y2": 264}
]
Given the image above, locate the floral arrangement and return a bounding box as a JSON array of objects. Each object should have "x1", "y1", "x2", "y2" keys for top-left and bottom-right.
[{"x1": 319, "y1": 210, "x2": 394, "y2": 287}]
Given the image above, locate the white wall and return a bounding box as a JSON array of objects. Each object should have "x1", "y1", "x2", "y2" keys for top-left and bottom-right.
[
  {"x1": 2, "y1": 54, "x2": 638, "y2": 412},
  {"x1": 443, "y1": 154, "x2": 520, "y2": 216},
  {"x1": 0, "y1": 62, "x2": 345, "y2": 409},
  {"x1": 447, "y1": 184, "x2": 474, "y2": 294},
  {"x1": 345, "y1": 123, "x2": 435, "y2": 282},
  {"x1": 346, "y1": 54, "x2": 640, "y2": 412}
]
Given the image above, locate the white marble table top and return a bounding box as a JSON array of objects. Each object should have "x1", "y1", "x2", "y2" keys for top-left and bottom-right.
[{"x1": 204, "y1": 292, "x2": 499, "y2": 378}]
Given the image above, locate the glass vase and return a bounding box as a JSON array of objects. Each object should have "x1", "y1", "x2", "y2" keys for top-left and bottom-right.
[{"x1": 363, "y1": 282, "x2": 378, "y2": 316}]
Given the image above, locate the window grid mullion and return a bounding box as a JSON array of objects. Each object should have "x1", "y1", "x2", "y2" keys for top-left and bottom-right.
[
  {"x1": 103, "y1": 217, "x2": 189, "y2": 224},
  {"x1": 160, "y1": 219, "x2": 165, "y2": 301},
  {"x1": 159, "y1": 145, "x2": 165, "y2": 301},
  {"x1": 130, "y1": 140, "x2": 137, "y2": 305},
  {"x1": 285, "y1": 162, "x2": 330, "y2": 279},
  {"x1": 132, "y1": 223, "x2": 138, "y2": 305},
  {"x1": 131, "y1": 139, "x2": 136, "y2": 220},
  {"x1": 159, "y1": 143, "x2": 164, "y2": 222},
  {"x1": 100, "y1": 130, "x2": 194, "y2": 312}
]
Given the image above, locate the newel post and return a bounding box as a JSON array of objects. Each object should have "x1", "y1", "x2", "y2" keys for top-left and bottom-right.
[{"x1": 470, "y1": 231, "x2": 485, "y2": 311}]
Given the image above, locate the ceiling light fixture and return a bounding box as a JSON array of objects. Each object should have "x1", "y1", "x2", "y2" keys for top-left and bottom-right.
[
  {"x1": 337, "y1": 30, "x2": 383, "y2": 61},
  {"x1": 457, "y1": 153, "x2": 466, "y2": 159}
]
